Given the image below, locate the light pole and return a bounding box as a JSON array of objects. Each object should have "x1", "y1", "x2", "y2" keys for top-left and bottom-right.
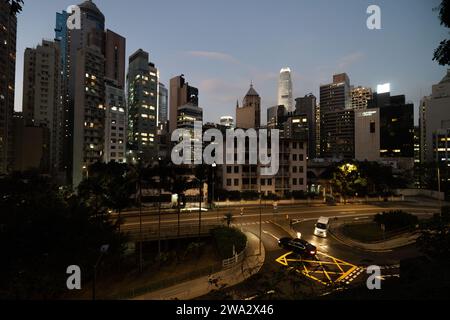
[
  {"x1": 92, "y1": 244, "x2": 109, "y2": 301},
  {"x1": 211, "y1": 162, "x2": 217, "y2": 209},
  {"x1": 259, "y1": 182, "x2": 262, "y2": 256}
]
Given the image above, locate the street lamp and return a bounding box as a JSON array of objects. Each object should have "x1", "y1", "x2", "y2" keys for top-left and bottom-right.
[
  {"x1": 211, "y1": 162, "x2": 217, "y2": 210},
  {"x1": 92, "y1": 244, "x2": 109, "y2": 301}
]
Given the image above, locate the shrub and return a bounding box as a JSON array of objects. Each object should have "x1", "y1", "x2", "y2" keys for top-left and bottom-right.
[
  {"x1": 211, "y1": 227, "x2": 247, "y2": 259},
  {"x1": 374, "y1": 210, "x2": 418, "y2": 232}
]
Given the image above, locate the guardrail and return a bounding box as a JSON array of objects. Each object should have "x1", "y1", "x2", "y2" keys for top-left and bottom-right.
[
  {"x1": 222, "y1": 241, "x2": 248, "y2": 270},
  {"x1": 127, "y1": 223, "x2": 224, "y2": 241}
]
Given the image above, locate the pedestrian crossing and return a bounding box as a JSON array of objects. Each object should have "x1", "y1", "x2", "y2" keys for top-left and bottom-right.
[{"x1": 342, "y1": 267, "x2": 365, "y2": 285}]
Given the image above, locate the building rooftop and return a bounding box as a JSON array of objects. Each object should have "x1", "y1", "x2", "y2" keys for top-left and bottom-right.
[
  {"x1": 78, "y1": 0, "x2": 104, "y2": 18},
  {"x1": 245, "y1": 84, "x2": 259, "y2": 97}
]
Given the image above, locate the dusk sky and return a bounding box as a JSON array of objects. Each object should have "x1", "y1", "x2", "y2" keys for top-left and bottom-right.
[{"x1": 13, "y1": 0, "x2": 449, "y2": 124}]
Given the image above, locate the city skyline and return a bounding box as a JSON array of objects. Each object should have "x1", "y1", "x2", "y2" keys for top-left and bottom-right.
[{"x1": 12, "y1": 0, "x2": 448, "y2": 125}]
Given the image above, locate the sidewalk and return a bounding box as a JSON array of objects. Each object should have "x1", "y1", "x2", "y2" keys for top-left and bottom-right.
[
  {"x1": 329, "y1": 220, "x2": 420, "y2": 252},
  {"x1": 133, "y1": 232, "x2": 265, "y2": 300}
]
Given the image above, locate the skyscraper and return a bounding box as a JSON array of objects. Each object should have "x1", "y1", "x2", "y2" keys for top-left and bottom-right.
[
  {"x1": 22, "y1": 40, "x2": 64, "y2": 175},
  {"x1": 0, "y1": 1, "x2": 17, "y2": 174},
  {"x1": 158, "y1": 82, "x2": 168, "y2": 125},
  {"x1": 295, "y1": 94, "x2": 317, "y2": 159},
  {"x1": 104, "y1": 79, "x2": 126, "y2": 163},
  {"x1": 278, "y1": 68, "x2": 294, "y2": 112},
  {"x1": 127, "y1": 49, "x2": 159, "y2": 163},
  {"x1": 169, "y1": 75, "x2": 200, "y2": 133},
  {"x1": 320, "y1": 73, "x2": 352, "y2": 158},
  {"x1": 320, "y1": 109, "x2": 355, "y2": 159},
  {"x1": 320, "y1": 73, "x2": 351, "y2": 114},
  {"x1": 55, "y1": 0, "x2": 126, "y2": 185},
  {"x1": 368, "y1": 90, "x2": 414, "y2": 162},
  {"x1": 420, "y1": 70, "x2": 450, "y2": 163},
  {"x1": 351, "y1": 86, "x2": 373, "y2": 110},
  {"x1": 236, "y1": 84, "x2": 261, "y2": 129}
]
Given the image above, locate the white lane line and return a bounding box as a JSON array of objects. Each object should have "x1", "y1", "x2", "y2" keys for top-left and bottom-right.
[{"x1": 262, "y1": 230, "x2": 280, "y2": 241}]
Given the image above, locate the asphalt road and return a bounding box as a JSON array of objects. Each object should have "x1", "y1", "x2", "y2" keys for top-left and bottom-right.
[
  {"x1": 188, "y1": 201, "x2": 440, "y2": 298},
  {"x1": 123, "y1": 201, "x2": 438, "y2": 296},
  {"x1": 120, "y1": 202, "x2": 440, "y2": 233}
]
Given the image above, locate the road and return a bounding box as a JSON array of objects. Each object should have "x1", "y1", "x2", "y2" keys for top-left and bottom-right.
[
  {"x1": 186, "y1": 200, "x2": 440, "y2": 299},
  {"x1": 120, "y1": 202, "x2": 440, "y2": 232}
]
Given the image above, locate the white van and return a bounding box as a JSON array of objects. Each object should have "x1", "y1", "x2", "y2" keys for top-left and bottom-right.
[{"x1": 314, "y1": 217, "x2": 330, "y2": 238}]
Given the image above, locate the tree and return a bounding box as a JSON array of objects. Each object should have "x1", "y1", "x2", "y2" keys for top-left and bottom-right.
[
  {"x1": 0, "y1": 171, "x2": 125, "y2": 299},
  {"x1": 331, "y1": 163, "x2": 367, "y2": 203},
  {"x1": 4, "y1": 0, "x2": 24, "y2": 15},
  {"x1": 417, "y1": 207, "x2": 450, "y2": 265},
  {"x1": 168, "y1": 167, "x2": 190, "y2": 238},
  {"x1": 434, "y1": 0, "x2": 450, "y2": 65},
  {"x1": 194, "y1": 164, "x2": 208, "y2": 239}
]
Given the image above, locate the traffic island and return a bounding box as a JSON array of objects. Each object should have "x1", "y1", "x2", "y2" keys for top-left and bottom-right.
[{"x1": 329, "y1": 218, "x2": 421, "y2": 252}]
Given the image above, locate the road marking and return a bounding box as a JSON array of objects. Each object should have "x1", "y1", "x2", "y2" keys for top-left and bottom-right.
[
  {"x1": 262, "y1": 230, "x2": 280, "y2": 241},
  {"x1": 275, "y1": 251, "x2": 359, "y2": 286}
]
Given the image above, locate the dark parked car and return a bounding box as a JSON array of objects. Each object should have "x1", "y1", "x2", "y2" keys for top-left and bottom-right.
[{"x1": 278, "y1": 237, "x2": 317, "y2": 257}]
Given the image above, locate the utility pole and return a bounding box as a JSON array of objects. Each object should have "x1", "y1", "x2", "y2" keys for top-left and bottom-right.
[
  {"x1": 259, "y1": 184, "x2": 262, "y2": 256},
  {"x1": 138, "y1": 162, "x2": 143, "y2": 273}
]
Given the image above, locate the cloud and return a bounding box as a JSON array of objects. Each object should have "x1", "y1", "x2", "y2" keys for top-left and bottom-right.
[
  {"x1": 337, "y1": 52, "x2": 365, "y2": 70},
  {"x1": 186, "y1": 51, "x2": 239, "y2": 64}
]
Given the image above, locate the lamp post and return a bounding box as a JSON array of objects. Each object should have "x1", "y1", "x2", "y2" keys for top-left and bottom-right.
[
  {"x1": 92, "y1": 244, "x2": 109, "y2": 301},
  {"x1": 211, "y1": 162, "x2": 217, "y2": 210},
  {"x1": 259, "y1": 181, "x2": 262, "y2": 256}
]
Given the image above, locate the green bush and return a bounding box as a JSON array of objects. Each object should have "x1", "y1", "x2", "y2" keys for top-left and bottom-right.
[
  {"x1": 211, "y1": 227, "x2": 247, "y2": 259},
  {"x1": 374, "y1": 210, "x2": 418, "y2": 232}
]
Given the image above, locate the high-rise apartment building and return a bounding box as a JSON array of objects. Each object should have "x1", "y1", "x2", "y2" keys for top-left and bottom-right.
[
  {"x1": 72, "y1": 45, "x2": 106, "y2": 185},
  {"x1": 0, "y1": 1, "x2": 17, "y2": 174},
  {"x1": 104, "y1": 80, "x2": 126, "y2": 163},
  {"x1": 127, "y1": 49, "x2": 159, "y2": 163},
  {"x1": 278, "y1": 68, "x2": 294, "y2": 112},
  {"x1": 236, "y1": 84, "x2": 261, "y2": 129},
  {"x1": 22, "y1": 40, "x2": 64, "y2": 175},
  {"x1": 55, "y1": 0, "x2": 126, "y2": 185}
]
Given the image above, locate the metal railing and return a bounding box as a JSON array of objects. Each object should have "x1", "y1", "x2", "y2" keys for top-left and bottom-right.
[
  {"x1": 126, "y1": 223, "x2": 224, "y2": 241},
  {"x1": 222, "y1": 241, "x2": 248, "y2": 270}
]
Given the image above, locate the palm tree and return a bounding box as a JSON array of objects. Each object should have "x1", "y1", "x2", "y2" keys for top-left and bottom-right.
[
  {"x1": 194, "y1": 165, "x2": 208, "y2": 239},
  {"x1": 168, "y1": 166, "x2": 190, "y2": 238},
  {"x1": 151, "y1": 160, "x2": 171, "y2": 257}
]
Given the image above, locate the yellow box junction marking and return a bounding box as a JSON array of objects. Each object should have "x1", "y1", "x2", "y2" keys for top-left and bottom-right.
[{"x1": 275, "y1": 251, "x2": 359, "y2": 286}]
